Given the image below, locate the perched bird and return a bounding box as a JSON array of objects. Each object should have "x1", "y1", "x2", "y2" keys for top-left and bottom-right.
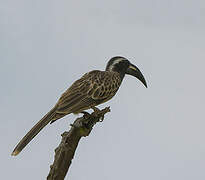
[{"x1": 11, "y1": 56, "x2": 147, "y2": 156}]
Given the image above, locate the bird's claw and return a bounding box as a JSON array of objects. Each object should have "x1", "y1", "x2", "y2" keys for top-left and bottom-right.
[
  {"x1": 91, "y1": 106, "x2": 101, "y2": 113},
  {"x1": 81, "y1": 111, "x2": 91, "y2": 119},
  {"x1": 91, "y1": 106, "x2": 104, "y2": 122},
  {"x1": 81, "y1": 107, "x2": 106, "y2": 122}
]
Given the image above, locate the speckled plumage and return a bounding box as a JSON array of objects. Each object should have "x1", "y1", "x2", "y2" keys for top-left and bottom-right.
[
  {"x1": 12, "y1": 56, "x2": 147, "y2": 156},
  {"x1": 51, "y1": 70, "x2": 122, "y2": 123}
]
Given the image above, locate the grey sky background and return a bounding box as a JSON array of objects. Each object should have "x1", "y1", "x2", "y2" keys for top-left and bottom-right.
[{"x1": 1, "y1": 0, "x2": 205, "y2": 179}]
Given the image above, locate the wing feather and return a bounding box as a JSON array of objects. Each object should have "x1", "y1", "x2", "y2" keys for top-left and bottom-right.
[{"x1": 56, "y1": 70, "x2": 121, "y2": 114}]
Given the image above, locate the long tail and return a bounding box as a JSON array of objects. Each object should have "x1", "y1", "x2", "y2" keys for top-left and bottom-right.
[{"x1": 11, "y1": 106, "x2": 58, "y2": 156}]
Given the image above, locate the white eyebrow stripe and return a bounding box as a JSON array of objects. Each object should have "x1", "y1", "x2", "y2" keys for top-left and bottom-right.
[{"x1": 108, "y1": 58, "x2": 125, "y2": 71}]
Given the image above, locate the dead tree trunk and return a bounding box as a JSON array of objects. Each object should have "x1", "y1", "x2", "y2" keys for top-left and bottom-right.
[{"x1": 47, "y1": 107, "x2": 110, "y2": 180}]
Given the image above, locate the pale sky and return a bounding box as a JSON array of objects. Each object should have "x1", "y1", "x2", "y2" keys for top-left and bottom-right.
[{"x1": 1, "y1": 0, "x2": 205, "y2": 179}]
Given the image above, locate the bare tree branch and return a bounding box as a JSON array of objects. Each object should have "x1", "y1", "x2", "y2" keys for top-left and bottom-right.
[{"x1": 47, "y1": 107, "x2": 111, "y2": 180}]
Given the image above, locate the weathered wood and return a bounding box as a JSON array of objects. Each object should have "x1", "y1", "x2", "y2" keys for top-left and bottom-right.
[{"x1": 47, "y1": 107, "x2": 110, "y2": 180}]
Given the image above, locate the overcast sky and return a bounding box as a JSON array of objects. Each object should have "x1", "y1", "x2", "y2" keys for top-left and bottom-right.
[{"x1": 1, "y1": 0, "x2": 205, "y2": 179}]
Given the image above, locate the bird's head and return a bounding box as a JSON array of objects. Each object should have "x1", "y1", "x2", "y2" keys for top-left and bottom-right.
[{"x1": 106, "y1": 56, "x2": 147, "y2": 88}]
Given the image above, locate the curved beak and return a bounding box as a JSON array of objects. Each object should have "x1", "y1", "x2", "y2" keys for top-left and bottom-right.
[{"x1": 126, "y1": 63, "x2": 147, "y2": 88}]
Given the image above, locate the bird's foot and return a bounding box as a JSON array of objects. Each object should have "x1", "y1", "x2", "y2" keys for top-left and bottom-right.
[
  {"x1": 91, "y1": 106, "x2": 104, "y2": 122},
  {"x1": 81, "y1": 111, "x2": 91, "y2": 119}
]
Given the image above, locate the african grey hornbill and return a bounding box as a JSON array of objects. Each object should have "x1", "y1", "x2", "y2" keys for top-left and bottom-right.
[{"x1": 12, "y1": 56, "x2": 147, "y2": 156}]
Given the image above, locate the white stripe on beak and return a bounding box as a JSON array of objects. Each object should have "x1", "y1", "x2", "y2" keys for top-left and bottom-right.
[{"x1": 129, "y1": 65, "x2": 137, "y2": 71}]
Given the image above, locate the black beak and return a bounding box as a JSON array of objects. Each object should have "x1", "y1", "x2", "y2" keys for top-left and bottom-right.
[{"x1": 126, "y1": 63, "x2": 147, "y2": 88}]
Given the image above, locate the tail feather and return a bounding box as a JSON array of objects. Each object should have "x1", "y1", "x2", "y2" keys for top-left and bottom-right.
[{"x1": 11, "y1": 106, "x2": 57, "y2": 156}]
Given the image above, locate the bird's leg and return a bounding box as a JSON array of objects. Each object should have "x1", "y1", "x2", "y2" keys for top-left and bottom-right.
[
  {"x1": 81, "y1": 111, "x2": 91, "y2": 119},
  {"x1": 91, "y1": 106, "x2": 104, "y2": 122},
  {"x1": 91, "y1": 106, "x2": 101, "y2": 113}
]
